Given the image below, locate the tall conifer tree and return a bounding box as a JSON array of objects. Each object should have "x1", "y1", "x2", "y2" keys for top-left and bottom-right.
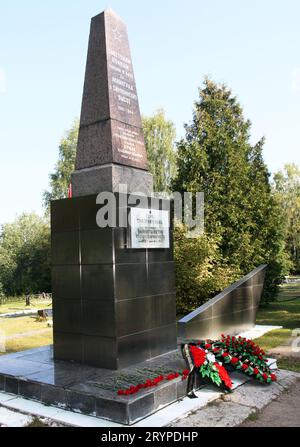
[{"x1": 173, "y1": 78, "x2": 289, "y2": 301}]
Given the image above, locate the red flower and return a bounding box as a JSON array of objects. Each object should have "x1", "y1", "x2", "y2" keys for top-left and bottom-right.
[
  {"x1": 231, "y1": 357, "x2": 239, "y2": 365},
  {"x1": 222, "y1": 352, "x2": 229, "y2": 358},
  {"x1": 128, "y1": 385, "x2": 139, "y2": 394},
  {"x1": 262, "y1": 373, "x2": 268, "y2": 381},
  {"x1": 117, "y1": 390, "x2": 125, "y2": 396},
  {"x1": 205, "y1": 344, "x2": 212, "y2": 349},
  {"x1": 190, "y1": 346, "x2": 206, "y2": 367},
  {"x1": 253, "y1": 368, "x2": 259, "y2": 375},
  {"x1": 182, "y1": 369, "x2": 190, "y2": 376},
  {"x1": 166, "y1": 373, "x2": 175, "y2": 381},
  {"x1": 242, "y1": 364, "x2": 248, "y2": 371},
  {"x1": 214, "y1": 363, "x2": 233, "y2": 389},
  {"x1": 271, "y1": 374, "x2": 277, "y2": 382}
]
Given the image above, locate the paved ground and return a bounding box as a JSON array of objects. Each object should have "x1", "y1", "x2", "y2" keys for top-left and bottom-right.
[
  {"x1": 240, "y1": 379, "x2": 300, "y2": 427},
  {"x1": 170, "y1": 370, "x2": 300, "y2": 427}
]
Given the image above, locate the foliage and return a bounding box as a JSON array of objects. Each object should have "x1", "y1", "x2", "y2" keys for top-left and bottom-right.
[
  {"x1": 172, "y1": 78, "x2": 289, "y2": 303},
  {"x1": 142, "y1": 109, "x2": 177, "y2": 191},
  {"x1": 0, "y1": 213, "x2": 51, "y2": 296},
  {"x1": 43, "y1": 119, "x2": 79, "y2": 210},
  {"x1": 174, "y1": 224, "x2": 239, "y2": 314},
  {"x1": 273, "y1": 164, "x2": 300, "y2": 273}
]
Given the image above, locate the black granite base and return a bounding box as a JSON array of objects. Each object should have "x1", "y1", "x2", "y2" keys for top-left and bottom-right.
[
  {"x1": 51, "y1": 193, "x2": 177, "y2": 370},
  {"x1": 0, "y1": 346, "x2": 187, "y2": 425}
]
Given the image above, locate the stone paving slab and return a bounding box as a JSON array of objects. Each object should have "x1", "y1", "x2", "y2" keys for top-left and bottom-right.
[{"x1": 170, "y1": 370, "x2": 300, "y2": 427}]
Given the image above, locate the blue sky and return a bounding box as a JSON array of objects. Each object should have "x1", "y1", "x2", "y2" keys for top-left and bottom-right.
[{"x1": 0, "y1": 0, "x2": 299, "y2": 225}]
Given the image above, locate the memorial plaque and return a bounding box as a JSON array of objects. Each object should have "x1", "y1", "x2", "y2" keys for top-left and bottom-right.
[{"x1": 129, "y1": 208, "x2": 170, "y2": 249}]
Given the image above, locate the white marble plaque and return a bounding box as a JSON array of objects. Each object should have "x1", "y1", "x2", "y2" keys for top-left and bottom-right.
[{"x1": 129, "y1": 208, "x2": 170, "y2": 249}]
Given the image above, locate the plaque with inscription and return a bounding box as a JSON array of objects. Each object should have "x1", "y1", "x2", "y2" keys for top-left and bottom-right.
[
  {"x1": 129, "y1": 208, "x2": 170, "y2": 249},
  {"x1": 75, "y1": 9, "x2": 149, "y2": 172}
]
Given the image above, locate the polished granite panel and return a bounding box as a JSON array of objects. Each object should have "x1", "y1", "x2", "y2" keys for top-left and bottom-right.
[
  {"x1": 53, "y1": 332, "x2": 84, "y2": 363},
  {"x1": 51, "y1": 199, "x2": 79, "y2": 233},
  {"x1": 51, "y1": 193, "x2": 177, "y2": 369},
  {"x1": 0, "y1": 375, "x2": 4, "y2": 391},
  {"x1": 52, "y1": 265, "x2": 81, "y2": 300},
  {"x1": 151, "y1": 294, "x2": 177, "y2": 329},
  {"x1": 0, "y1": 358, "x2": 53, "y2": 377},
  {"x1": 148, "y1": 262, "x2": 176, "y2": 296},
  {"x1": 81, "y1": 228, "x2": 113, "y2": 265},
  {"x1": 128, "y1": 393, "x2": 155, "y2": 424},
  {"x1": 81, "y1": 264, "x2": 114, "y2": 300},
  {"x1": 116, "y1": 297, "x2": 152, "y2": 337},
  {"x1": 178, "y1": 265, "x2": 267, "y2": 340},
  {"x1": 83, "y1": 335, "x2": 118, "y2": 369},
  {"x1": 52, "y1": 299, "x2": 82, "y2": 334},
  {"x1": 118, "y1": 330, "x2": 151, "y2": 369},
  {"x1": 114, "y1": 228, "x2": 147, "y2": 264},
  {"x1": 149, "y1": 324, "x2": 178, "y2": 358},
  {"x1": 78, "y1": 194, "x2": 99, "y2": 231},
  {"x1": 5, "y1": 377, "x2": 19, "y2": 394},
  {"x1": 82, "y1": 299, "x2": 115, "y2": 337},
  {"x1": 41, "y1": 384, "x2": 68, "y2": 407},
  {"x1": 115, "y1": 263, "x2": 148, "y2": 301},
  {"x1": 51, "y1": 231, "x2": 80, "y2": 265},
  {"x1": 0, "y1": 346, "x2": 188, "y2": 425}
]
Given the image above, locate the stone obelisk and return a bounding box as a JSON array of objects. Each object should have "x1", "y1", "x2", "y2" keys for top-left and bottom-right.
[
  {"x1": 51, "y1": 9, "x2": 177, "y2": 370},
  {"x1": 71, "y1": 9, "x2": 153, "y2": 196}
]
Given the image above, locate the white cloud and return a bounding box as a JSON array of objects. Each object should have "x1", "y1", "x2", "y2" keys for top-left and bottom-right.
[
  {"x1": 0, "y1": 68, "x2": 7, "y2": 94},
  {"x1": 292, "y1": 68, "x2": 300, "y2": 93}
]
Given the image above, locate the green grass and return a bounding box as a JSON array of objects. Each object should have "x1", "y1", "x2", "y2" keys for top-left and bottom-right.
[
  {"x1": 255, "y1": 328, "x2": 292, "y2": 351},
  {"x1": 253, "y1": 280, "x2": 300, "y2": 372},
  {"x1": 277, "y1": 357, "x2": 300, "y2": 373},
  {"x1": 0, "y1": 315, "x2": 49, "y2": 336},
  {"x1": 0, "y1": 316, "x2": 52, "y2": 355},
  {"x1": 4, "y1": 332, "x2": 53, "y2": 354},
  {"x1": 256, "y1": 284, "x2": 300, "y2": 329}
]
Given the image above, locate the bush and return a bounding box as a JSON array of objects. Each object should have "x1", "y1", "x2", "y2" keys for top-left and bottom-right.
[{"x1": 174, "y1": 224, "x2": 239, "y2": 315}]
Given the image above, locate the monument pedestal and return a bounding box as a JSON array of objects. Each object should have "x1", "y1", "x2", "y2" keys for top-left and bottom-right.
[
  {"x1": 71, "y1": 164, "x2": 153, "y2": 197},
  {"x1": 51, "y1": 194, "x2": 177, "y2": 369},
  {"x1": 0, "y1": 346, "x2": 187, "y2": 425}
]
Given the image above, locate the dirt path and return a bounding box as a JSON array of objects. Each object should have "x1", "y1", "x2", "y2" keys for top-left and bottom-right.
[{"x1": 240, "y1": 379, "x2": 300, "y2": 427}]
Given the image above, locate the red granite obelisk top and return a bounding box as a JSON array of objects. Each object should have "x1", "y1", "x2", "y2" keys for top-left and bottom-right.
[{"x1": 72, "y1": 9, "x2": 153, "y2": 196}]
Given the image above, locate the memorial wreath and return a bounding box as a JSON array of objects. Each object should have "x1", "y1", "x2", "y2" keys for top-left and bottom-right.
[{"x1": 117, "y1": 335, "x2": 276, "y2": 396}]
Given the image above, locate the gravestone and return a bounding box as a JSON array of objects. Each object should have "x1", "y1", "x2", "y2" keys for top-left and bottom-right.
[{"x1": 51, "y1": 9, "x2": 177, "y2": 369}]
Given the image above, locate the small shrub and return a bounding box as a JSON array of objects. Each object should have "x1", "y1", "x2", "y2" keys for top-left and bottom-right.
[{"x1": 174, "y1": 224, "x2": 239, "y2": 315}]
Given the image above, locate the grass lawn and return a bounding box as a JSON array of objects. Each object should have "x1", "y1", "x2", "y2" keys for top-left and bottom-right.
[
  {"x1": 254, "y1": 280, "x2": 300, "y2": 372},
  {"x1": 0, "y1": 315, "x2": 52, "y2": 355},
  {"x1": 0, "y1": 298, "x2": 52, "y2": 315}
]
